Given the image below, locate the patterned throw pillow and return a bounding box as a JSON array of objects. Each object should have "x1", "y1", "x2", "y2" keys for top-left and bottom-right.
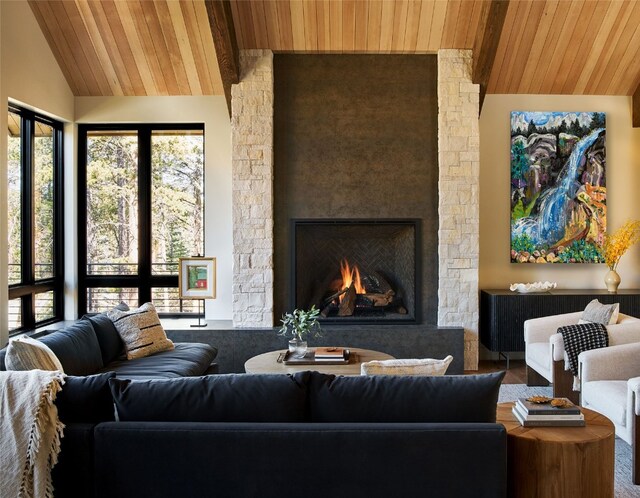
[
  {"x1": 580, "y1": 299, "x2": 619, "y2": 325},
  {"x1": 5, "y1": 336, "x2": 65, "y2": 372},
  {"x1": 360, "y1": 356, "x2": 453, "y2": 376},
  {"x1": 107, "y1": 303, "x2": 174, "y2": 360}
]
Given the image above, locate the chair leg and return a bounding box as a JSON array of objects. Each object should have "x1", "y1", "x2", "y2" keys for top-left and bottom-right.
[
  {"x1": 552, "y1": 360, "x2": 580, "y2": 405},
  {"x1": 634, "y1": 414, "x2": 640, "y2": 485},
  {"x1": 526, "y1": 365, "x2": 550, "y2": 386}
]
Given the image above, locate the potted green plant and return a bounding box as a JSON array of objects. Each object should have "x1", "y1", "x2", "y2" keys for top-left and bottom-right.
[{"x1": 279, "y1": 306, "x2": 322, "y2": 358}]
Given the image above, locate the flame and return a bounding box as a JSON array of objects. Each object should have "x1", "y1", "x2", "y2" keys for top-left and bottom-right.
[{"x1": 340, "y1": 259, "x2": 366, "y2": 297}]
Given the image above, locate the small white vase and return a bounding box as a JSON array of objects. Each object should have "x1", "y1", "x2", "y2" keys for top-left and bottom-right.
[{"x1": 604, "y1": 269, "x2": 621, "y2": 293}]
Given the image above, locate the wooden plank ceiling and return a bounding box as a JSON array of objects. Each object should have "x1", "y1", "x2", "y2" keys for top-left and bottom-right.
[
  {"x1": 28, "y1": 0, "x2": 640, "y2": 97},
  {"x1": 232, "y1": 0, "x2": 640, "y2": 96},
  {"x1": 28, "y1": 0, "x2": 224, "y2": 96}
]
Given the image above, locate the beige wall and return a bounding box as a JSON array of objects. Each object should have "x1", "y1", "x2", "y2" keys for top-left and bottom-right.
[
  {"x1": 0, "y1": 0, "x2": 74, "y2": 345},
  {"x1": 480, "y1": 94, "x2": 640, "y2": 291},
  {"x1": 75, "y1": 96, "x2": 233, "y2": 320}
]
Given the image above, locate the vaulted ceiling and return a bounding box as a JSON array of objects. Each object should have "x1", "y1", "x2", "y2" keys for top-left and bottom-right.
[{"x1": 27, "y1": 0, "x2": 640, "y2": 120}]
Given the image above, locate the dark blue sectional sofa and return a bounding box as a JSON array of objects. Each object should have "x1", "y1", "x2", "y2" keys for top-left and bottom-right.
[
  {"x1": 0, "y1": 313, "x2": 218, "y2": 378},
  {"x1": 56, "y1": 370, "x2": 506, "y2": 498}
]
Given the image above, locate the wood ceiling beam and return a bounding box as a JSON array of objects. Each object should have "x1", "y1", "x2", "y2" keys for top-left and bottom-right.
[
  {"x1": 205, "y1": 0, "x2": 239, "y2": 117},
  {"x1": 473, "y1": 0, "x2": 510, "y2": 114},
  {"x1": 634, "y1": 82, "x2": 640, "y2": 127}
]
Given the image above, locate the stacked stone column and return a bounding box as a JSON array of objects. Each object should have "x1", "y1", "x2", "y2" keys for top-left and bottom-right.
[
  {"x1": 231, "y1": 50, "x2": 275, "y2": 328},
  {"x1": 437, "y1": 50, "x2": 480, "y2": 370}
]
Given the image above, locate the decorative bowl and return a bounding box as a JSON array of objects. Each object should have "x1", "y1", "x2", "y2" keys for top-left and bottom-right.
[{"x1": 509, "y1": 281, "x2": 557, "y2": 293}]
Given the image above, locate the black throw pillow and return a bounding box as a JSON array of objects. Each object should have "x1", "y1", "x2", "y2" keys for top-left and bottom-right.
[
  {"x1": 82, "y1": 313, "x2": 125, "y2": 365},
  {"x1": 55, "y1": 372, "x2": 116, "y2": 423},
  {"x1": 39, "y1": 321, "x2": 103, "y2": 375}
]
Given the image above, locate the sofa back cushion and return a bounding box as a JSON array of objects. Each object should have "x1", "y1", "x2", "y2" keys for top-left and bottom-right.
[
  {"x1": 308, "y1": 371, "x2": 505, "y2": 423},
  {"x1": 55, "y1": 372, "x2": 116, "y2": 423},
  {"x1": 82, "y1": 313, "x2": 125, "y2": 365},
  {"x1": 38, "y1": 321, "x2": 104, "y2": 376},
  {"x1": 109, "y1": 373, "x2": 310, "y2": 422}
]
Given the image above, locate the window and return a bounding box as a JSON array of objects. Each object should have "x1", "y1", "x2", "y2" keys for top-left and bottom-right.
[
  {"x1": 78, "y1": 124, "x2": 204, "y2": 315},
  {"x1": 7, "y1": 104, "x2": 64, "y2": 333}
]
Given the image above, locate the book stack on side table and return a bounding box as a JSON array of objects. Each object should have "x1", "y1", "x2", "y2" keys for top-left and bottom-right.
[{"x1": 512, "y1": 397, "x2": 585, "y2": 427}]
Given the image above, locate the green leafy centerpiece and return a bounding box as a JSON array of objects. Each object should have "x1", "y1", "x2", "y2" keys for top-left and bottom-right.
[{"x1": 279, "y1": 306, "x2": 322, "y2": 358}]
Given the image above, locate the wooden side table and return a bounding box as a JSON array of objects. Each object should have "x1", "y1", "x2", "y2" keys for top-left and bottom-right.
[
  {"x1": 497, "y1": 402, "x2": 615, "y2": 498},
  {"x1": 244, "y1": 347, "x2": 394, "y2": 375}
]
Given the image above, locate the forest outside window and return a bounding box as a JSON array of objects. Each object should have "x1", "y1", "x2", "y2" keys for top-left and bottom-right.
[
  {"x1": 78, "y1": 124, "x2": 204, "y2": 316},
  {"x1": 7, "y1": 104, "x2": 64, "y2": 333}
]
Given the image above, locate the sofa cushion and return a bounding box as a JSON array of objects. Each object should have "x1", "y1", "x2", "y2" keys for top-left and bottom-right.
[
  {"x1": 82, "y1": 313, "x2": 125, "y2": 365},
  {"x1": 361, "y1": 356, "x2": 453, "y2": 376},
  {"x1": 582, "y1": 380, "x2": 627, "y2": 427},
  {"x1": 109, "y1": 372, "x2": 309, "y2": 422},
  {"x1": 4, "y1": 336, "x2": 65, "y2": 372},
  {"x1": 107, "y1": 303, "x2": 174, "y2": 360},
  {"x1": 55, "y1": 372, "x2": 116, "y2": 423},
  {"x1": 308, "y1": 371, "x2": 505, "y2": 423},
  {"x1": 98, "y1": 343, "x2": 217, "y2": 379},
  {"x1": 38, "y1": 321, "x2": 103, "y2": 376}
]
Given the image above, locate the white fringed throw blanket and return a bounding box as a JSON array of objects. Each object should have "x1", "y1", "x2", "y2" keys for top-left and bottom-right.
[{"x1": 0, "y1": 370, "x2": 65, "y2": 498}]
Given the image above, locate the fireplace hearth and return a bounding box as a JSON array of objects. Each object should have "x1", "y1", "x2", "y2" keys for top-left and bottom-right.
[{"x1": 291, "y1": 220, "x2": 420, "y2": 323}]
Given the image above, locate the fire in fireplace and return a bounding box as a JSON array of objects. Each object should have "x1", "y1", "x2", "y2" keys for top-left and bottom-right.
[
  {"x1": 318, "y1": 259, "x2": 407, "y2": 318},
  {"x1": 292, "y1": 219, "x2": 419, "y2": 323}
]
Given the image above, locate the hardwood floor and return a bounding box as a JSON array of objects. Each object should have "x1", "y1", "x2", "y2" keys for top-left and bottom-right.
[{"x1": 465, "y1": 359, "x2": 527, "y2": 384}]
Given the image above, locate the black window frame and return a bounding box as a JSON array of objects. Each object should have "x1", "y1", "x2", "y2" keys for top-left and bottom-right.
[
  {"x1": 8, "y1": 104, "x2": 65, "y2": 334},
  {"x1": 77, "y1": 123, "x2": 205, "y2": 316}
]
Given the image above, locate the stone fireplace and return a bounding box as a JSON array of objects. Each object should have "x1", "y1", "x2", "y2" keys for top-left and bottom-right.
[{"x1": 231, "y1": 49, "x2": 480, "y2": 369}]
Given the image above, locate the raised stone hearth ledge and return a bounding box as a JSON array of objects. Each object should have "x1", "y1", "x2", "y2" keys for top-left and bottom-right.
[
  {"x1": 231, "y1": 49, "x2": 480, "y2": 370},
  {"x1": 167, "y1": 325, "x2": 465, "y2": 375}
]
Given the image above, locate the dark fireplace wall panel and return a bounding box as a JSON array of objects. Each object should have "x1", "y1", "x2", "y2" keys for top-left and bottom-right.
[
  {"x1": 274, "y1": 54, "x2": 439, "y2": 324},
  {"x1": 294, "y1": 221, "x2": 417, "y2": 321}
]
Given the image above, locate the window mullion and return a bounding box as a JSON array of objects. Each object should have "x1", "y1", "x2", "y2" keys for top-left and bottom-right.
[
  {"x1": 23, "y1": 116, "x2": 35, "y2": 328},
  {"x1": 77, "y1": 124, "x2": 89, "y2": 315},
  {"x1": 138, "y1": 127, "x2": 152, "y2": 305},
  {"x1": 53, "y1": 124, "x2": 65, "y2": 319}
]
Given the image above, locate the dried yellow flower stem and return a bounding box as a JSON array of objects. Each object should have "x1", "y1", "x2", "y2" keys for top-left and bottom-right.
[{"x1": 601, "y1": 220, "x2": 640, "y2": 270}]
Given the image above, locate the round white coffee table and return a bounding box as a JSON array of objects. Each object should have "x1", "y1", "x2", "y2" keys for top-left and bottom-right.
[{"x1": 244, "y1": 347, "x2": 394, "y2": 376}]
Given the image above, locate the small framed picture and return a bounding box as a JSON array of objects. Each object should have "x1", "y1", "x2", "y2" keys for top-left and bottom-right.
[{"x1": 178, "y1": 257, "x2": 216, "y2": 299}]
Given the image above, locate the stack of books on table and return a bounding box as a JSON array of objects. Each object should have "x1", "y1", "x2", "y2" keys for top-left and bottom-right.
[
  {"x1": 512, "y1": 397, "x2": 585, "y2": 427},
  {"x1": 314, "y1": 347, "x2": 347, "y2": 361}
]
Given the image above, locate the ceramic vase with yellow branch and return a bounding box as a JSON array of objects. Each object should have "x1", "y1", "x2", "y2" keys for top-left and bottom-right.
[
  {"x1": 604, "y1": 269, "x2": 621, "y2": 293},
  {"x1": 600, "y1": 220, "x2": 640, "y2": 294}
]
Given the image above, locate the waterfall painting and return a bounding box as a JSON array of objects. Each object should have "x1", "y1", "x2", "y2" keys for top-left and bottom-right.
[{"x1": 510, "y1": 111, "x2": 606, "y2": 263}]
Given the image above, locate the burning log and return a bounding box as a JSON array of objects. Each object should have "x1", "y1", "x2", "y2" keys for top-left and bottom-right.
[
  {"x1": 321, "y1": 287, "x2": 348, "y2": 308},
  {"x1": 338, "y1": 285, "x2": 357, "y2": 316},
  {"x1": 362, "y1": 290, "x2": 395, "y2": 307}
]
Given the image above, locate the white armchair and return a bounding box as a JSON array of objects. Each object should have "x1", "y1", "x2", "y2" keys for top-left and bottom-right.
[
  {"x1": 579, "y1": 342, "x2": 640, "y2": 484},
  {"x1": 524, "y1": 311, "x2": 640, "y2": 403}
]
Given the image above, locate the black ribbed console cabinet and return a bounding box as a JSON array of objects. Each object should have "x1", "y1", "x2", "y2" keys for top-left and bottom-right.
[{"x1": 480, "y1": 289, "x2": 640, "y2": 353}]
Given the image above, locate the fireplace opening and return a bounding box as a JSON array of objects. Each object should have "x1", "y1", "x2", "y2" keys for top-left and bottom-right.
[{"x1": 291, "y1": 220, "x2": 420, "y2": 323}]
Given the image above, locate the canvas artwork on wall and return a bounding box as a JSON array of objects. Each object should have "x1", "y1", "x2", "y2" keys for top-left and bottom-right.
[{"x1": 510, "y1": 111, "x2": 606, "y2": 263}]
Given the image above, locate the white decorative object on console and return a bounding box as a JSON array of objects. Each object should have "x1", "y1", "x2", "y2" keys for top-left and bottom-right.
[{"x1": 509, "y1": 281, "x2": 557, "y2": 293}]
